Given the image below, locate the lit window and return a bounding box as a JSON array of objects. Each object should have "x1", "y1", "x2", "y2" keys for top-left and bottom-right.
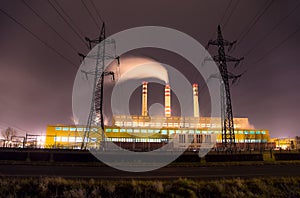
[
  {"x1": 77, "y1": 128, "x2": 83, "y2": 131},
  {"x1": 61, "y1": 137, "x2": 68, "y2": 142},
  {"x1": 196, "y1": 130, "x2": 201, "y2": 134},
  {"x1": 112, "y1": 129, "x2": 119, "y2": 132},
  {"x1": 261, "y1": 131, "x2": 266, "y2": 134},
  {"x1": 161, "y1": 130, "x2": 167, "y2": 135},
  {"x1": 256, "y1": 131, "x2": 260, "y2": 134},
  {"x1": 250, "y1": 131, "x2": 255, "y2": 134},
  {"x1": 62, "y1": 127, "x2": 69, "y2": 131},
  {"x1": 134, "y1": 129, "x2": 139, "y2": 133},
  {"x1": 70, "y1": 128, "x2": 76, "y2": 131},
  {"x1": 148, "y1": 129, "x2": 154, "y2": 133},
  {"x1": 202, "y1": 131, "x2": 207, "y2": 134},
  {"x1": 120, "y1": 129, "x2": 126, "y2": 133},
  {"x1": 105, "y1": 128, "x2": 112, "y2": 132},
  {"x1": 189, "y1": 130, "x2": 194, "y2": 134},
  {"x1": 169, "y1": 130, "x2": 175, "y2": 134},
  {"x1": 76, "y1": 137, "x2": 82, "y2": 142},
  {"x1": 127, "y1": 129, "x2": 133, "y2": 133},
  {"x1": 69, "y1": 137, "x2": 75, "y2": 142},
  {"x1": 54, "y1": 136, "x2": 61, "y2": 141},
  {"x1": 55, "y1": 127, "x2": 62, "y2": 131},
  {"x1": 244, "y1": 131, "x2": 249, "y2": 134},
  {"x1": 141, "y1": 129, "x2": 147, "y2": 133},
  {"x1": 238, "y1": 131, "x2": 243, "y2": 134},
  {"x1": 90, "y1": 138, "x2": 97, "y2": 142}
]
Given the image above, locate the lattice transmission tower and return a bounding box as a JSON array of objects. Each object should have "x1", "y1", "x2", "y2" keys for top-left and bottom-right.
[
  {"x1": 79, "y1": 22, "x2": 119, "y2": 150},
  {"x1": 206, "y1": 25, "x2": 244, "y2": 149}
]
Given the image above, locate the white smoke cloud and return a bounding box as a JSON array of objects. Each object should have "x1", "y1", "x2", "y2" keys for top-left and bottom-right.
[{"x1": 107, "y1": 55, "x2": 169, "y2": 84}]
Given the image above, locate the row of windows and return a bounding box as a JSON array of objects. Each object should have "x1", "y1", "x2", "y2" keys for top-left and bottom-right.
[
  {"x1": 105, "y1": 138, "x2": 168, "y2": 143},
  {"x1": 54, "y1": 127, "x2": 98, "y2": 132},
  {"x1": 105, "y1": 128, "x2": 267, "y2": 135},
  {"x1": 216, "y1": 139, "x2": 268, "y2": 143},
  {"x1": 115, "y1": 122, "x2": 244, "y2": 128},
  {"x1": 54, "y1": 136, "x2": 97, "y2": 143}
]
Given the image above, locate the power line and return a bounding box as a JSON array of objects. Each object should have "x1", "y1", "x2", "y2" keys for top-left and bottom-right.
[
  {"x1": 89, "y1": 0, "x2": 104, "y2": 23},
  {"x1": 243, "y1": 1, "x2": 300, "y2": 57},
  {"x1": 219, "y1": 0, "x2": 233, "y2": 25},
  {"x1": 47, "y1": 0, "x2": 89, "y2": 49},
  {"x1": 0, "y1": 7, "x2": 78, "y2": 69},
  {"x1": 22, "y1": 0, "x2": 78, "y2": 53},
  {"x1": 233, "y1": 0, "x2": 274, "y2": 51},
  {"x1": 80, "y1": 0, "x2": 101, "y2": 29},
  {"x1": 253, "y1": 26, "x2": 300, "y2": 64},
  {"x1": 222, "y1": 0, "x2": 240, "y2": 30}
]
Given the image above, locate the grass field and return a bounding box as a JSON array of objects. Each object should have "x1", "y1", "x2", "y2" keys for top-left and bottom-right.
[{"x1": 0, "y1": 177, "x2": 299, "y2": 197}]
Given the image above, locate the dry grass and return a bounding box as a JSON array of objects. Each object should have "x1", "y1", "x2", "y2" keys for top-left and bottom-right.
[{"x1": 0, "y1": 177, "x2": 300, "y2": 197}]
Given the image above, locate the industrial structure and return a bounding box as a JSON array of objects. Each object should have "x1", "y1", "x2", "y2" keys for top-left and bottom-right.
[
  {"x1": 45, "y1": 82, "x2": 271, "y2": 151},
  {"x1": 206, "y1": 25, "x2": 244, "y2": 148}
]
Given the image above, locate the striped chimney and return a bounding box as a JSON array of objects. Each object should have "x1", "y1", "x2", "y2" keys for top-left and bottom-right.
[
  {"x1": 142, "y1": 82, "x2": 148, "y2": 116},
  {"x1": 193, "y1": 83, "x2": 199, "y2": 117},
  {"x1": 165, "y1": 84, "x2": 171, "y2": 117}
]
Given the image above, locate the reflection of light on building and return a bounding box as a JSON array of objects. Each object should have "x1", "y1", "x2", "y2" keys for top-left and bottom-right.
[{"x1": 270, "y1": 137, "x2": 295, "y2": 150}]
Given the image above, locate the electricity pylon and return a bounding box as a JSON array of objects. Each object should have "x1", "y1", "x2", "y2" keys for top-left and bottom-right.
[
  {"x1": 79, "y1": 22, "x2": 119, "y2": 149},
  {"x1": 206, "y1": 25, "x2": 244, "y2": 149}
]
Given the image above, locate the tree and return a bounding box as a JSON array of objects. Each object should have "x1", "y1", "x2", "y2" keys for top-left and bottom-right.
[{"x1": 1, "y1": 127, "x2": 17, "y2": 147}]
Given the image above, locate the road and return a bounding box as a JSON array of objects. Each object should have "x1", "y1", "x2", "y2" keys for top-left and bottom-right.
[{"x1": 1, "y1": 164, "x2": 300, "y2": 179}]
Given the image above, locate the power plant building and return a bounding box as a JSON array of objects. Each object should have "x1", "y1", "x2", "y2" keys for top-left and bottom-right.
[{"x1": 45, "y1": 82, "x2": 271, "y2": 150}]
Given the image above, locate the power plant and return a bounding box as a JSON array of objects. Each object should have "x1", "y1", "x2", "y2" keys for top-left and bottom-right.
[{"x1": 45, "y1": 82, "x2": 271, "y2": 150}]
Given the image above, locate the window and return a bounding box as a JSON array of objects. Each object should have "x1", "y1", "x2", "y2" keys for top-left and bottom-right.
[
  {"x1": 261, "y1": 131, "x2": 266, "y2": 134},
  {"x1": 238, "y1": 131, "x2": 243, "y2": 134},
  {"x1": 112, "y1": 129, "x2": 119, "y2": 132},
  {"x1": 61, "y1": 137, "x2": 68, "y2": 142},
  {"x1": 55, "y1": 127, "x2": 62, "y2": 131},
  {"x1": 250, "y1": 131, "x2": 255, "y2": 134},
  {"x1": 70, "y1": 128, "x2": 76, "y2": 131},
  {"x1": 148, "y1": 129, "x2": 154, "y2": 133},
  {"x1": 90, "y1": 138, "x2": 97, "y2": 142},
  {"x1": 161, "y1": 130, "x2": 168, "y2": 135},
  {"x1": 134, "y1": 129, "x2": 139, "y2": 133},
  {"x1": 189, "y1": 130, "x2": 194, "y2": 134},
  {"x1": 202, "y1": 131, "x2": 207, "y2": 134},
  {"x1": 105, "y1": 128, "x2": 112, "y2": 132},
  {"x1": 256, "y1": 131, "x2": 261, "y2": 134},
  {"x1": 76, "y1": 137, "x2": 82, "y2": 142},
  {"x1": 69, "y1": 137, "x2": 75, "y2": 142},
  {"x1": 179, "y1": 134, "x2": 185, "y2": 143},
  {"x1": 120, "y1": 129, "x2": 126, "y2": 133},
  {"x1": 77, "y1": 128, "x2": 83, "y2": 131},
  {"x1": 141, "y1": 129, "x2": 147, "y2": 133},
  {"x1": 54, "y1": 136, "x2": 61, "y2": 141},
  {"x1": 196, "y1": 130, "x2": 201, "y2": 134},
  {"x1": 169, "y1": 130, "x2": 175, "y2": 134},
  {"x1": 127, "y1": 129, "x2": 133, "y2": 133},
  {"x1": 244, "y1": 131, "x2": 249, "y2": 134},
  {"x1": 62, "y1": 127, "x2": 69, "y2": 131}
]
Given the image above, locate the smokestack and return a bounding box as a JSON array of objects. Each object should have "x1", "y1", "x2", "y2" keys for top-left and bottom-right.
[
  {"x1": 142, "y1": 82, "x2": 148, "y2": 116},
  {"x1": 165, "y1": 84, "x2": 171, "y2": 117},
  {"x1": 193, "y1": 83, "x2": 199, "y2": 117}
]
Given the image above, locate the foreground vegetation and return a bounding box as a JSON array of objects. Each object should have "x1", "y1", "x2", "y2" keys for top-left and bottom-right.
[{"x1": 0, "y1": 177, "x2": 300, "y2": 198}]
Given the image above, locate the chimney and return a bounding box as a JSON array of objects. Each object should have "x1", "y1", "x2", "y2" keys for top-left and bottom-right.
[
  {"x1": 142, "y1": 82, "x2": 148, "y2": 116},
  {"x1": 193, "y1": 83, "x2": 199, "y2": 117},
  {"x1": 165, "y1": 84, "x2": 171, "y2": 117}
]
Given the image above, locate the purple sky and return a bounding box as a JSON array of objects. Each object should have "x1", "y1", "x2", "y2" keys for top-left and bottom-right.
[{"x1": 0, "y1": 0, "x2": 300, "y2": 138}]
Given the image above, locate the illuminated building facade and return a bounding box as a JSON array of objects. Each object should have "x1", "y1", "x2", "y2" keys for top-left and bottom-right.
[{"x1": 45, "y1": 82, "x2": 271, "y2": 150}]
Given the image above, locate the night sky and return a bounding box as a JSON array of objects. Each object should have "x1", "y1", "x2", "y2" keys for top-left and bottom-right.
[{"x1": 0, "y1": 0, "x2": 300, "y2": 138}]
